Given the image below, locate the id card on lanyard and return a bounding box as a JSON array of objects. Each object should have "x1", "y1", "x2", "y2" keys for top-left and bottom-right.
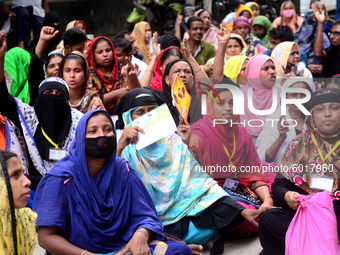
[
  {"x1": 42, "y1": 127, "x2": 65, "y2": 161},
  {"x1": 310, "y1": 174, "x2": 334, "y2": 192},
  {"x1": 49, "y1": 148, "x2": 66, "y2": 161},
  {"x1": 309, "y1": 133, "x2": 339, "y2": 192}
]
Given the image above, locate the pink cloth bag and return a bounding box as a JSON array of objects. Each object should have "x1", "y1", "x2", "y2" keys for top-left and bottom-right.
[{"x1": 285, "y1": 191, "x2": 340, "y2": 255}]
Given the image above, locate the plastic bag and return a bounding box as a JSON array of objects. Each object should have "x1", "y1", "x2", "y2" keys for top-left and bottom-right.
[{"x1": 285, "y1": 191, "x2": 340, "y2": 255}]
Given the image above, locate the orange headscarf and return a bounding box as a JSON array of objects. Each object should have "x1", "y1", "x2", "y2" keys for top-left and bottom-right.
[{"x1": 132, "y1": 21, "x2": 152, "y2": 64}]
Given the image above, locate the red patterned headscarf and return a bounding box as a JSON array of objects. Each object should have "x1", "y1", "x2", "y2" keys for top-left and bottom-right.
[{"x1": 87, "y1": 36, "x2": 118, "y2": 84}]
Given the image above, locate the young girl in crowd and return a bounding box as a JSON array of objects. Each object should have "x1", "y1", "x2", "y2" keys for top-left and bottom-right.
[
  {"x1": 232, "y1": 17, "x2": 267, "y2": 57},
  {"x1": 132, "y1": 21, "x2": 153, "y2": 64},
  {"x1": 87, "y1": 36, "x2": 134, "y2": 115},
  {"x1": 0, "y1": 150, "x2": 36, "y2": 255},
  {"x1": 252, "y1": 16, "x2": 273, "y2": 49},
  {"x1": 59, "y1": 52, "x2": 105, "y2": 113}
]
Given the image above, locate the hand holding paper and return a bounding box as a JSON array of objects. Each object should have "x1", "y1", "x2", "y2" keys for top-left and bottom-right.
[{"x1": 126, "y1": 104, "x2": 177, "y2": 150}]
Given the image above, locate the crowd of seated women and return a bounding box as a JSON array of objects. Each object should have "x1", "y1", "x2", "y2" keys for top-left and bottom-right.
[{"x1": 1, "y1": 1, "x2": 340, "y2": 254}]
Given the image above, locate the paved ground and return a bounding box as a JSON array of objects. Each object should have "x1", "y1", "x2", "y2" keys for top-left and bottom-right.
[{"x1": 34, "y1": 234, "x2": 262, "y2": 255}]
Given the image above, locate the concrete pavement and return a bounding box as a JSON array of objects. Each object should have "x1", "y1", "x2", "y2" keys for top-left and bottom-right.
[{"x1": 34, "y1": 234, "x2": 262, "y2": 255}]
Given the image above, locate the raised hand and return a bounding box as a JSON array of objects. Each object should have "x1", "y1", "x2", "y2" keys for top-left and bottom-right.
[
  {"x1": 182, "y1": 37, "x2": 192, "y2": 59},
  {"x1": 122, "y1": 57, "x2": 139, "y2": 85},
  {"x1": 216, "y1": 24, "x2": 230, "y2": 43},
  {"x1": 177, "y1": 12, "x2": 183, "y2": 24},
  {"x1": 40, "y1": 26, "x2": 59, "y2": 42},
  {"x1": 312, "y1": 3, "x2": 325, "y2": 23},
  {"x1": 152, "y1": 32, "x2": 161, "y2": 57}
]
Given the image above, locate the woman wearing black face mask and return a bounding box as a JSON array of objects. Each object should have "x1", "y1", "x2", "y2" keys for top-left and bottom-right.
[
  {"x1": 0, "y1": 32, "x2": 82, "y2": 189},
  {"x1": 33, "y1": 109, "x2": 191, "y2": 255}
]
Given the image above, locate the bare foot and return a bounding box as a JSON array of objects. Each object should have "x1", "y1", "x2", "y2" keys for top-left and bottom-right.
[{"x1": 188, "y1": 244, "x2": 203, "y2": 255}]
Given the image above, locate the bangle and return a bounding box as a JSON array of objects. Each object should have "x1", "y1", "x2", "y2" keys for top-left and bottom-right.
[
  {"x1": 145, "y1": 69, "x2": 153, "y2": 73},
  {"x1": 81, "y1": 250, "x2": 88, "y2": 255},
  {"x1": 218, "y1": 41, "x2": 227, "y2": 45},
  {"x1": 35, "y1": 47, "x2": 43, "y2": 53},
  {"x1": 251, "y1": 180, "x2": 269, "y2": 191},
  {"x1": 194, "y1": 67, "x2": 202, "y2": 73},
  {"x1": 263, "y1": 195, "x2": 272, "y2": 200}
]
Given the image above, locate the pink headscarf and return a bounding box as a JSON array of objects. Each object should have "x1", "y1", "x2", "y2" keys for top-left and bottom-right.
[{"x1": 240, "y1": 54, "x2": 280, "y2": 136}]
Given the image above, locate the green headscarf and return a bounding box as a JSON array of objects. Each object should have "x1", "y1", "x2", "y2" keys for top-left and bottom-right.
[
  {"x1": 4, "y1": 47, "x2": 31, "y2": 104},
  {"x1": 252, "y1": 16, "x2": 273, "y2": 49}
]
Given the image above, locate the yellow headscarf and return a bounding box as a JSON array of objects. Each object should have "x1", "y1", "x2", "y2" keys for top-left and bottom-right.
[
  {"x1": 224, "y1": 55, "x2": 249, "y2": 83},
  {"x1": 0, "y1": 154, "x2": 37, "y2": 255},
  {"x1": 245, "y1": 2, "x2": 259, "y2": 10},
  {"x1": 226, "y1": 5, "x2": 254, "y2": 31},
  {"x1": 235, "y1": 5, "x2": 254, "y2": 18},
  {"x1": 271, "y1": 41, "x2": 296, "y2": 78},
  {"x1": 132, "y1": 21, "x2": 153, "y2": 64}
]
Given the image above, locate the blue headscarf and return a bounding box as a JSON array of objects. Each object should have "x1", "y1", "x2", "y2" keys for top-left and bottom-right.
[{"x1": 33, "y1": 110, "x2": 165, "y2": 253}]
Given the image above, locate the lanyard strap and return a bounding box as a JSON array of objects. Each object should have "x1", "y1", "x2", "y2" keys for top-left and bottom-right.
[
  {"x1": 41, "y1": 127, "x2": 60, "y2": 150},
  {"x1": 223, "y1": 131, "x2": 236, "y2": 168},
  {"x1": 310, "y1": 132, "x2": 340, "y2": 165}
]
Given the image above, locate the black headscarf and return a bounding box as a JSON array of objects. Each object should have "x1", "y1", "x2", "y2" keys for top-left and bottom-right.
[
  {"x1": 158, "y1": 34, "x2": 181, "y2": 50},
  {"x1": 153, "y1": 59, "x2": 195, "y2": 126},
  {"x1": 115, "y1": 88, "x2": 164, "y2": 129},
  {"x1": 42, "y1": 12, "x2": 60, "y2": 31},
  {"x1": 33, "y1": 77, "x2": 71, "y2": 161},
  {"x1": 310, "y1": 88, "x2": 340, "y2": 108}
]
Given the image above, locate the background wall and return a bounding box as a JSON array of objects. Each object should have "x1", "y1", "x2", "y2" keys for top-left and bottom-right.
[{"x1": 5, "y1": 0, "x2": 134, "y2": 40}]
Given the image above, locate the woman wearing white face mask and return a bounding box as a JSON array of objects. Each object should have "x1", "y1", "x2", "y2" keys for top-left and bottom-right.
[{"x1": 272, "y1": 1, "x2": 304, "y2": 33}]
